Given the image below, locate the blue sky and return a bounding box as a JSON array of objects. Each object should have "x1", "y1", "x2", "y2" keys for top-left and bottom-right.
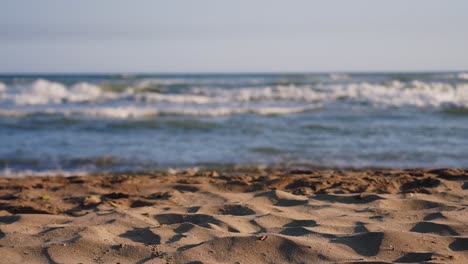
[{"x1": 1, "y1": 0, "x2": 467, "y2": 73}]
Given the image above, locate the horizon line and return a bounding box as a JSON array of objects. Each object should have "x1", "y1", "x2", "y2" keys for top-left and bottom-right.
[{"x1": 0, "y1": 70, "x2": 467, "y2": 76}]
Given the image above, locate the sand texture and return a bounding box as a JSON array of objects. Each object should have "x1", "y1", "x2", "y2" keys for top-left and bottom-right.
[{"x1": 0, "y1": 168, "x2": 467, "y2": 263}]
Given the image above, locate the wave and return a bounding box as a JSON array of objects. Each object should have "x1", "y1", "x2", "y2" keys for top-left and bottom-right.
[
  {"x1": 2, "y1": 79, "x2": 122, "y2": 105},
  {"x1": 435, "y1": 72, "x2": 468, "y2": 81},
  {"x1": 1, "y1": 79, "x2": 468, "y2": 112},
  {"x1": 327, "y1": 81, "x2": 468, "y2": 108},
  {"x1": 457, "y1": 73, "x2": 468, "y2": 80},
  {"x1": 188, "y1": 81, "x2": 468, "y2": 108},
  {"x1": 137, "y1": 81, "x2": 468, "y2": 108},
  {"x1": 0, "y1": 82, "x2": 6, "y2": 92},
  {"x1": 0, "y1": 104, "x2": 322, "y2": 118},
  {"x1": 0, "y1": 107, "x2": 158, "y2": 119}
]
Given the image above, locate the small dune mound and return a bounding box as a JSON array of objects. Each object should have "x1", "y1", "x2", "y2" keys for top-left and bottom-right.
[
  {"x1": 155, "y1": 213, "x2": 239, "y2": 233},
  {"x1": 254, "y1": 190, "x2": 308, "y2": 206},
  {"x1": 376, "y1": 198, "x2": 446, "y2": 211},
  {"x1": 172, "y1": 235, "x2": 324, "y2": 263}
]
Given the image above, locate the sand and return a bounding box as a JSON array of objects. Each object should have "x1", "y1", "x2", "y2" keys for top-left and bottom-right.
[{"x1": 0, "y1": 168, "x2": 467, "y2": 263}]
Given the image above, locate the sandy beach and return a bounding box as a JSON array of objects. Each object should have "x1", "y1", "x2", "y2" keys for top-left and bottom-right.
[
  {"x1": 0, "y1": 168, "x2": 466, "y2": 263},
  {"x1": 3, "y1": 0, "x2": 468, "y2": 263}
]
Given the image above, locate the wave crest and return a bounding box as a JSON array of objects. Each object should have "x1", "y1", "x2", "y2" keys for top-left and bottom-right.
[
  {"x1": 457, "y1": 73, "x2": 468, "y2": 80},
  {"x1": 0, "y1": 104, "x2": 321, "y2": 119},
  {"x1": 1, "y1": 78, "x2": 468, "y2": 118},
  {"x1": 7, "y1": 79, "x2": 118, "y2": 105},
  {"x1": 188, "y1": 81, "x2": 468, "y2": 108},
  {"x1": 0, "y1": 82, "x2": 6, "y2": 92}
]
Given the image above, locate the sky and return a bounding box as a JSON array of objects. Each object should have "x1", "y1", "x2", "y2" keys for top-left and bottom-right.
[{"x1": 1, "y1": 0, "x2": 467, "y2": 73}]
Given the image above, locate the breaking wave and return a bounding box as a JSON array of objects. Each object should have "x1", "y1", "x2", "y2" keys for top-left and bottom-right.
[
  {"x1": 3, "y1": 79, "x2": 122, "y2": 105},
  {"x1": 457, "y1": 73, "x2": 468, "y2": 80},
  {"x1": 0, "y1": 82, "x2": 6, "y2": 92},
  {"x1": 1, "y1": 78, "x2": 468, "y2": 119},
  {"x1": 0, "y1": 104, "x2": 321, "y2": 119}
]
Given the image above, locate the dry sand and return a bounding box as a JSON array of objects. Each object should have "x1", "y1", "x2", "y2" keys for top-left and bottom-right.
[{"x1": 0, "y1": 168, "x2": 467, "y2": 263}]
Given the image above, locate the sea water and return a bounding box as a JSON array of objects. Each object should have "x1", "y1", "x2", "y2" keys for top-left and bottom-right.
[{"x1": 1, "y1": 73, "x2": 468, "y2": 175}]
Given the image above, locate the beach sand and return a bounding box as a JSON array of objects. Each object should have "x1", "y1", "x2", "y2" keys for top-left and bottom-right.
[{"x1": 0, "y1": 168, "x2": 467, "y2": 263}]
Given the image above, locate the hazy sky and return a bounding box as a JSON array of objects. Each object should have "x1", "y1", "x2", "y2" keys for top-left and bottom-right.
[{"x1": 1, "y1": 0, "x2": 467, "y2": 73}]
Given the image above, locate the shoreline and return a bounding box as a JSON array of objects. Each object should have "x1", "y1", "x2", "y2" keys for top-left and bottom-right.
[
  {"x1": 0, "y1": 168, "x2": 467, "y2": 263},
  {"x1": 4, "y1": 164, "x2": 465, "y2": 178}
]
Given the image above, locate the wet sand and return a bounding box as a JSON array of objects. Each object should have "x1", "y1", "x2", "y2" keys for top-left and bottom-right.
[{"x1": 0, "y1": 168, "x2": 467, "y2": 263}]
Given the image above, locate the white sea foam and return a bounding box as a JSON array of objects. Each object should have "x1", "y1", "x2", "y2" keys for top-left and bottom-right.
[
  {"x1": 6, "y1": 79, "x2": 119, "y2": 105},
  {"x1": 189, "y1": 81, "x2": 468, "y2": 108},
  {"x1": 2, "y1": 79, "x2": 468, "y2": 117},
  {"x1": 190, "y1": 85, "x2": 327, "y2": 102},
  {"x1": 333, "y1": 81, "x2": 468, "y2": 108},
  {"x1": 0, "y1": 82, "x2": 6, "y2": 92},
  {"x1": 457, "y1": 73, "x2": 468, "y2": 80},
  {"x1": 14, "y1": 79, "x2": 68, "y2": 105},
  {"x1": 80, "y1": 107, "x2": 160, "y2": 119},
  {"x1": 0, "y1": 104, "x2": 322, "y2": 119},
  {"x1": 0, "y1": 107, "x2": 159, "y2": 119},
  {"x1": 158, "y1": 104, "x2": 321, "y2": 117}
]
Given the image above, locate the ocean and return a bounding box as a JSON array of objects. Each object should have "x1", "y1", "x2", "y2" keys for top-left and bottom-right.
[{"x1": 1, "y1": 72, "x2": 467, "y2": 176}]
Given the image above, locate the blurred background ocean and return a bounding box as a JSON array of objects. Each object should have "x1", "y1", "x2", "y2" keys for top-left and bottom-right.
[{"x1": 1, "y1": 72, "x2": 468, "y2": 176}]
